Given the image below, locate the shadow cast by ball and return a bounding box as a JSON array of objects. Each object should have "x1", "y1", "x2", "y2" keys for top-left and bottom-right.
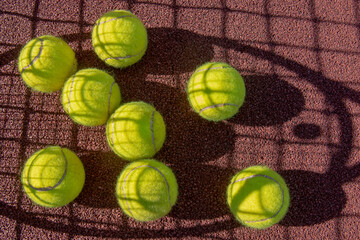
[
  {"x1": 61, "y1": 32, "x2": 110, "y2": 70},
  {"x1": 110, "y1": 27, "x2": 214, "y2": 102},
  {"x1": 76, "y1": 151, "x2": 127, "y2": 208},
  {"x1": 71, "y1": 27, "x2": 214, "y2": 82},
  {"x1": 117, "y1": 81, "x2": 236, "y2": 164},
  {"x1": 139, "y1": 27, "x2": 214, "y2": 75},
  {"x1": 170, "y1": 164, "x2": 237, "y2": 220},
  {"x1": 279, "y1": 170, "x2": 346, "y2": 226},
  {"x1": 229, "y1": 75, "x2": 305, "y2": 126}
]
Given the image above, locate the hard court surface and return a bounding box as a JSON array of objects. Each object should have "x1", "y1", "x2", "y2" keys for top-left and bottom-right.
[{"x1": 1, "y1": 0, "x2": 360, "y2": 239}]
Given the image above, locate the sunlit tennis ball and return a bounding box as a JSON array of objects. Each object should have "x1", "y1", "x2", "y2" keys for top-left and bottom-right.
[
  {"x1": 106, "y1": 101, "x2": 166, "y2": 161},
  {"x1": 92, "y1": 10, "x2": 148, "y2": 68},
  {"x1": 116, "y1": 159, "x2": 178, "y2": 221},
  {"x1": 227, "y1": 165, "x2": 290, "y2": 229},
  {"x1": 61, "y1": 68, "x2": 121, "y2": 126},
  {"x1": 187, "y1": 62, "x2": 246, "y2": 121},
  {"x1": 21, "y1": 146, "x2": 85, "y2": 208},
  {"x1": 18, "y1": 35, "x2": 77, "y2": 92}
]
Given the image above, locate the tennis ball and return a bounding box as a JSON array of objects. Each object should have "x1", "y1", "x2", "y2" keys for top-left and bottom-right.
[
  {"x1": 21, "y1": 146, "x2": 85, "y2": 208},
  {"x1": 116, "y1": 159, "x2": 178, "y2": 221},
  {"x1": 106, "y1": 101, "x2": 166, "y2": 161},
  {"x1": 226, "y1": 165, "x2": 290, "y2": 229},
  {"x1": 61, "y1": 68, "x2": 121, "y2": 126},
  {"x1": 92, "y1": 10, "x2": 148, "y2": 68},
  {"x1": 18, "y1": 35, "x2": 77, "y2": 93},
  {"x1": 187, "y1": 62, "x2": 246, "y2": 121}
]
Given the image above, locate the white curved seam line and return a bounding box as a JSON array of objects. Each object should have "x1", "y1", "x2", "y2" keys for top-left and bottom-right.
[
  {"x1": 27, "y1": 147, "x2": 68, "y2": 192},
  {"x1": 20, "y1": 38, "x2": 44, "y2": 74},
  {"x1": 194, "y1": 66, "x2": 232, "y2": 74},
  {"x1": 150, "y1": 111, "x2": 156, "y2": 153},
  {"x1": 199, "y1": 103, "x2": 239, "y2": 113},
  {"x1": 232, "y1": 174, "x2": 285, "y2": 223},
  {"x1": 67, "y1": 74, "x2": 77, "y2": 114},
  {"x1": 109, "y1": 116, "x2": 124, "y2": 158},
  {"x1": 95, "y1": 15, "x2": 136, "y2": 25},
  {"x1": 122, "y1": 165, "x2": 172, "y2": 217},
  {"x1": 104, "y1": 46, "x2": 146, "y2": 61},
  {"x1": 111, "y1": 114, "x2": 115, "y2": 149},
  {"x1": 107, "y1": 82, "x2": 115, "y2": 116},
  {"x1": 69, "y1": 59, "x2": 76, "y2": 74}
]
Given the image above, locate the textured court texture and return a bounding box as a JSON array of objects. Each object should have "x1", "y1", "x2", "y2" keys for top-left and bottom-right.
[{"x1": 1, "y1": 0, "x2": 360, "y2": 239}]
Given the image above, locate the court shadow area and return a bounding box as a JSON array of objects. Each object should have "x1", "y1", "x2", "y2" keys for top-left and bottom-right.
[
  {"x1": 279, "y1": 170, "x2": 346, "y2": 226},
  {"x1": 76, "y1": 151, "x2": 127, "y2": 208},
  {"x1": 135, "y1": 81, "x2": 237, "y2": 165},
  {"x1": 139, "y1": 27, "x2": 215, "y2": 75},
  {"x1": 169, "y1": 163, "x2": 236, "y2": 220},
  {"x1": 230, "y1": 74, "x2": 305, "y2": 126}
]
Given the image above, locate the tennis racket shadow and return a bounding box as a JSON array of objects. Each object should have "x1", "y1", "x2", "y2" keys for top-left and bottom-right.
[
  {"x1": 279, "y1": 100, "x2": 358, "y2": 226},
  {"x1": 230, "y1": 74, "x2": 305, "y2": 126},
  {"x1": 208, "y1": 35, "x2": 360, "y2": 226}
]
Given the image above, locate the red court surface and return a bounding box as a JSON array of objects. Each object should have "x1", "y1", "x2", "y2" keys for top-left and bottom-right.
[{"x1": 1, "y1": 0, "x2": 360, "y2": 239}]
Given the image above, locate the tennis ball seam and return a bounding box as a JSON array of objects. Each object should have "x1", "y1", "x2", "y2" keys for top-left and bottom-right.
[
  {"x1": 109, "y1": 113, "x2": 124, "y2": 157},
  {"x1": 22, "y1": 146, "x2": 85, "y2": 208},
  {"x1": 231, "y1": 174, "x2": 285, "y2": 223},
  {"x1": 103, "y1": 47, "x2": 147, "y2": 61},
  {"x1": 95, "y1": 15, "x2": 136, "y2": 25},
  {"x1": 187, "y1": 62, "x2": 245, "y2": 121},
  {"x1": 109, "y1": 109, "x2": 158, "y2": 158},
  {"x1": 109, "y1": 113, "x2": 131, "y2": 158},
  {"x1": 107, "y1": 81, "x2": 116, "y2": 116},
  {"x1": 69, "y1": 58, "x2": 76, "y2": 75},
  {"x1": 20, "y1": 38, "x2": 44, "y2": 74},
  {"x1": 150, "y1": 111, "x2": 156, "y2": 152},
  {"x1": 19, "y1": 35, "x2": 78, "y2": 93},
  {"x1": 94, "y1": 14, "x2": 147, "y2": 62},
  {"x1": 27, "y1": 146, "x2": 67, "y2": 192},
  {"x1": 67, "y1": 74, "x2": 77, "y2": 113},
  {"x1": 199, "y1": 103, "x2": 240, "y2": 114},
  {"x1": 122, "y1": 164, "x2": 172, "y2": 218},
  {"x1": 193, "y1": 65, "x2": 232, "y2": 74},
  {"x1": 64, "y1": 69, "x2": 120, "y2": 126}
]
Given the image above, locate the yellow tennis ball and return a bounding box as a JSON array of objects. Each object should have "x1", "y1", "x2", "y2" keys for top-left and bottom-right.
[
  {"x1": 18, "y1": 35, "x2": 77, "y2": 93},
  {"x1": 92, "y1": 10, "x2": 148, "y2": 68},
  {"x1": 61, "y1": 68, "x2": 121, "y2": 126},
  {"x1": 106, "y1": 101, "x2": 166, "y2": 161},
  {"x1": 21, "y1": 146, "x2": 85, "y2": 208},
  {"x1": 187, "y1": 62, "x2": 246, "y2": 121},
  {"x1": 227, "y1": 165, "x2": 290, "y2": 229},
  {"x1": 116, "y1": 159, "x2": 178, "y2": 221}
]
